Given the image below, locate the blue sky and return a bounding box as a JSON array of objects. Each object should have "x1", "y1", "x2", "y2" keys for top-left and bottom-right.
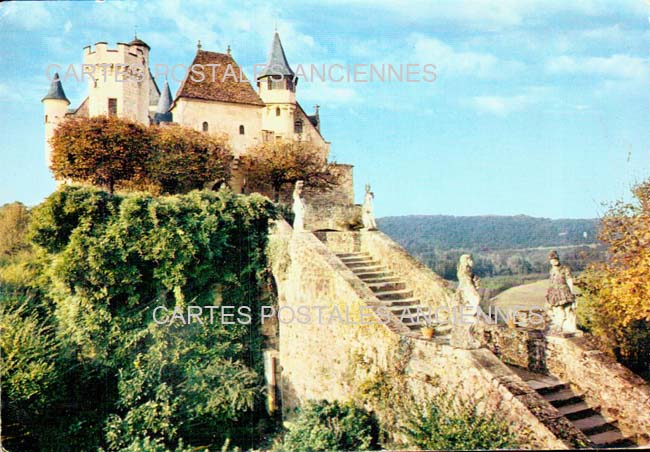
[{"x1": 1, "y1": 0, "x2": 648, "y2": 219}]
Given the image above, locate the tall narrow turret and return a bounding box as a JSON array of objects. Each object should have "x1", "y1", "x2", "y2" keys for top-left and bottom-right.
[
  {"x1": 42, "y1": 72, "x2": 70, "y2": 169},
  {"x1": 153, "y1": 80, "x2": 173, "y2": 124},
  {"x1": 258, "y1": 32, "x2": 298, "y2": 138}
]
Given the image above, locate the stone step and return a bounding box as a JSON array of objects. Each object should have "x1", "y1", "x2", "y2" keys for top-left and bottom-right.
[
  {"x1": 535, "y1": 382, "x2": 570, "y2": 395},
  {"x1": 366, "y1": 281, "x2": 406, "y2": 291},
  {"x1": 351, "y1": 265, "x2": 387, "y2": 274},
  {"x1": 573, "y1": 414, "x2": 615, "y2": 436},
  {"x1": 357, "y1": 271, "x2": 393, "y2": 280},
  {"x1": 383, "y1": 304, "x2": 426, "y2": 313},
  {"x1": 381, "y1": 298, "x2": 423, "y2": 308},
  {"x1": 374, "y1": 289, "x2": 414, "y2": 301},
  {"x1": 336, "y1": 252, "x2": 369, "y2": 259},
  {"x1": 556, "y1": 401, "x2": 597, "y2": 420},
  {"x1": 544, "y1": 388, "x2": 584, "y2": 407},
  {"x1": 345, "y1": 259, "x2": 379, "y2": 268},
  {"x1": 588, "y1": 429, "x2": 633, "y2": 448},
  {"x1": 363, "y1": 276, "x2": 401, "y2": 284}
]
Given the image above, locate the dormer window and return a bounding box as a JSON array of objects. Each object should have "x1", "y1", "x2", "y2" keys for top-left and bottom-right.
[
  {"x1": 294, "y1": 120, "x2": 303, "y2": 134},
  {"x1": 202, "y1": 121, "x2": 209, "y2": 132},
  {"x1": 239, "y1": 125, "x2": 245, "y2": 135}
]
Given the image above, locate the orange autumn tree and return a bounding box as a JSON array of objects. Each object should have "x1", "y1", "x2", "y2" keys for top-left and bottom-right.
[
  {"x1": 51, "y1": 116, "x2": 153, "y2": 194},
  {"x1": 148, "y1": 125, "x2": 233, "y2": 194},
  {"x1": 241, "y1": 140, "x2": 338, "y2": 201},
  {"x1": 577, "y1": 179, "x2": 650, "y2": 373},
  {"x1": 50, "y1": 117, "x2": 233, "y2": 195}
]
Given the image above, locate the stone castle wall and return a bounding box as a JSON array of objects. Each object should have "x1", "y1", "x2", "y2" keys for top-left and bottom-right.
[
  {"x1": 477, "y1": 324, "x2": 650, "y2": 445},
  {"x1": 269, "y1": 225, "x2": 588, "y2": 449},
  {"x1": 546, "y1": 335, "x2": 650, "y2": 445}
]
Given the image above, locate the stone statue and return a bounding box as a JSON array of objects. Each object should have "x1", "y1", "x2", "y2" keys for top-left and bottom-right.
[
  {"x1": 545, "y1": 250, "x2": 578, "y2": 334},
  {"x1": 362, "y1": 184, "x2": 377, "y2": 230},
  {"x1": 292, "y1": 180, "x2": 305, "y2": 232},
  {"x1": 456, "y1": 254, "x2": 481, "y2": 312},
  {"x1": 451, "y1": 254, "x2": 481, "y2": 349}
]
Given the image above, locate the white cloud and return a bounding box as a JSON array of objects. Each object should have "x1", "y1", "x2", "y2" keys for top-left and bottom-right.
[
  {"x1": 0, "y1": 1, "x2": 52, "y2": 30},
  {"x1": 469, "y1": 86, "x2": 551, "y2": 116},
  {"x1": 412, "y1": 35, "x2": 524, "y2": 79},
  {"x1": 0, "y1": 83, "x2": 24, "y2": 103},
  {"x1": 316, "y1": 0, "x2": 645, "y2": 30},
  {"x1": 298, "y1": 81, "x2": 359, "y2": 106},
  {"x1": 472, "y1": 94, "x2": 531, "y2": 116},
  {"x1": 546, "y1": 54, "x2": 648, "y2": 79},
  {"x1": 64, "y1": 20, "x2": 72, "y2": 34}
]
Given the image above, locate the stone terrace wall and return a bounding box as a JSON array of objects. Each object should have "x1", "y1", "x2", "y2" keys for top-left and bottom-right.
[
  {"x1": 269, "y1": 227, "x2": 588, "y2": 449},
  {"x1": 474, "y1": 324, "x2": 650, "y2": 445},
  {"x1": 546, "y1": 335, "x2": 650, "y2": 445},
  {"x1": 360, "y1": 231, "x2": 455, "y2": 309}
]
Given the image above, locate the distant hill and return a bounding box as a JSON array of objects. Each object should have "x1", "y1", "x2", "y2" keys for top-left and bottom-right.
[{"x1": 377, "y1": 215, "x2": 599, "y2": 252}]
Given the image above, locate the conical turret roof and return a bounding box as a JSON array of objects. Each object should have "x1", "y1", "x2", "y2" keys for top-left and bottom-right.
[
  {"x1": 42, "y1": 73, "x2": 70, "y2": 104},
  {"x1": 258, "y1": 32, "x2": 295, "y2": 79},
  {"x1": 154, "y1": 80, "x2": 173, "y2": 123}
]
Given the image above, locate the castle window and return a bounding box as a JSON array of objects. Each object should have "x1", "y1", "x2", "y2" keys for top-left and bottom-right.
[
  {"x1": 44, "y1": 115, "x2": 48, "y2": 124},
  {"x1": 108, "y1": 98, "x2": 117, "y2": 117},
  {"x1": 294, "y1": 120, "x2": 303, "y2": 134},
  {"x1": 267, "y1": 78, "x2": 273, "y2": 90},
  {"x1": 239, "y1": 125, "x2": 245, "y2": 135},
  {"x1": 202, "y1": 121, "x2": 209, "y2": 132},
  {"x1": 275, "y1": 107, "x2": 281, "y2": 117}
]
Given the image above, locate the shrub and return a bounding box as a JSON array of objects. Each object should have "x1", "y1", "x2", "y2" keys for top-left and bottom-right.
[
  {"x1": 401, "y1": 391, "x2": 517, "y2": 450},
  {"x1": 279, "y1": 400, "x2": 380, "y2": 452},
  {"x1": 148, "y1": 125, "x2": 233, "y2": 194},
  {"x1": 0, "y1": 202, "x2": 30, "y2": 259},
  {"x1": 50, "y1": 116, "x2": 153, "y2": 193},
  {"x1": 577, "y1": 178, "x2": 650, "y2": 377}
]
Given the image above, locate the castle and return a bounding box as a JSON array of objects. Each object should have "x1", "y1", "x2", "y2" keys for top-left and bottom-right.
[{"x1": 42, "y1": 32, "x2": 338, "y2": 199}]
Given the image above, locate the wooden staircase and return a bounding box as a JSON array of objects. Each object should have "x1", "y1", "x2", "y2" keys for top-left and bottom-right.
[
  {"x1": 509, "y1": 365, "x2": 636, "y2": 448},
  {"x1": 336, "y1": 252, "x2": 450, "y2": 339}
]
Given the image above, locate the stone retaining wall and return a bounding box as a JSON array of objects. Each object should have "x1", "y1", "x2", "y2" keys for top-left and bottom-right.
[
  {"x1": 269, "y1": 227, "x2": 588, "y2": 449},
  {"x1": 546, "y1": 335, "x2": 650, "y2": 445}
]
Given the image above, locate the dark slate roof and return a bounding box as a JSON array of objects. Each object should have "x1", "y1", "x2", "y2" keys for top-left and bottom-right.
[
  {"x1": 258, "y1": 32, "x2": 295, "y2": 79},
  {"x1": 42, "y1": 73, "x2": 70, "y2": 104},
  {"x1": 149, "y1": 70, "x2": 161, "y2": 106},
  {"x1": 175, "y1": 50, "x2": 264, "y2": 106},
  {"x1": 129, "y1": 37, "x2": 150, "y2": 49},
  {"x1": 154, "y1": 81, "x2": 173, "y2": 123},
  {"x1": 307, "y1": 115, "x2": 318, "y2": 127},
  {"x1": 68, "y1": 97, "x2": 89, "y2": 117}
]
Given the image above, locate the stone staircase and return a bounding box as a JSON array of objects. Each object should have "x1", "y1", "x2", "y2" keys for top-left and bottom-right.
[
  {"x1": 509, "y1": 365, "x2": 636, "y2": 449},
  {"x1": 336, "y1": 252, "x2": 450, "y2": 338}
]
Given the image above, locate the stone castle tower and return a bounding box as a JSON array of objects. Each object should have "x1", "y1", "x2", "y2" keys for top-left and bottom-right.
[
  {"x1": 83, "y1": 37, "x2": 152, "y2": 124},
  {"x1": 42, "y1": 73, "x2": 70, "y2": 168},
  {"x1": 258, "y1": 32, "x2": 300, "y2": 139}
]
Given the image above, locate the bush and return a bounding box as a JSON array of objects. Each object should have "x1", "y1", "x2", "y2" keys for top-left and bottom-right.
[
  {"x1": 49, "y1": 117, "x2": 234, "y2": 195},
  {"x1": 8, "y1": 186, "x2": 277, "y2": 451},
  {"x1": 279, "y1": 400, "x2": 380, "y2": 452},
  {"x1": 0, "y1": 202, "x2": 30, "y2": 259},
  {"x1": 577, "y1": 179, "x2": 650, "y2": 377},
  {"x1": 401, "y1": 391, "x2": 517, "y2": 450}
]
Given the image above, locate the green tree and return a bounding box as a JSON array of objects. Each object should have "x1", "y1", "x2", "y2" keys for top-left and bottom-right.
[
  {"x1": 401, "y1": 390, "x2": 517, "y2": 450},
  {"x1": 241, "y1": 140, "x2": 337, "y2": 201},
  {"x1": 577, "y1": 179, "x2": 650, "y2": 375},
  {"x1": 278, "y1": 400, "x2": 380, "y2": 452},
  {"x1": 148, "y1": 125, "x2": 233, "y2": 194},
  {"x1": 0, "y1": 202, "x2": 30, "y2": 258},
  {"x1": 24, "y1": 185, "x2": 277, "y2": 450},
  {"x1": 50, "y1": 116, "x2": 153, "y2": 193}
]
